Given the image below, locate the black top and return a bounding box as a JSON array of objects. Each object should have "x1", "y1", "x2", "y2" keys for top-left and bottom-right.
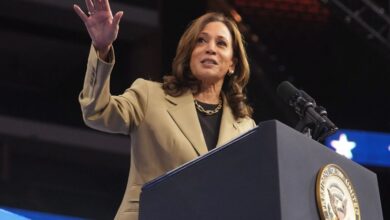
[{"x1": 195, "y1": 101, "x2": 223, "y2": 151}]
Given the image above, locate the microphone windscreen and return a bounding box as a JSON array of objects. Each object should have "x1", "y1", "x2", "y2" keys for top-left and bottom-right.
[{"x1": 276, "y1": 81, "x2": 299, "y2": 104}]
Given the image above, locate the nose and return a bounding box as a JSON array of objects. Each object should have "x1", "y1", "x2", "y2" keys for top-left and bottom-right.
[{"x1": 206, "y1": 42, "x2": 216, "y2": 55}]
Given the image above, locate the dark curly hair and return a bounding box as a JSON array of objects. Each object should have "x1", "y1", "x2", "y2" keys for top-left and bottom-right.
[{"x1": 163, "y1": 12, "x2": 252, "y2": 119}]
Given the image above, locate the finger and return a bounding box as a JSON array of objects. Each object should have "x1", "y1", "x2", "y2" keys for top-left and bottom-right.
[
  {"x1": 95, "y1": 0, "x2": 103, "y2": 11},
  {"x1": 101, "y1": 0, "x2": 111, "y2": 11},
  {"x1": 73, "y1": 4, "x2": 88, "y2": 23},
  {"x1": 113, "y1": 11, "x2": 123, "y2": 26},
  {"x1": 85, "y1": 0, "x2": 95, "y2": 14}
]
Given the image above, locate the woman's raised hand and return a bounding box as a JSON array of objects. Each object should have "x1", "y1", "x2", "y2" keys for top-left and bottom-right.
[{"x1": 73, "y1": 0, "x2": 123, "y2": 56}]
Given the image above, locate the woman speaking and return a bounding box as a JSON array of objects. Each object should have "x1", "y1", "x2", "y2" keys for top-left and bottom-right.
[{"x1": 74, "y1": 0, "x2": 256, "y2": 219}]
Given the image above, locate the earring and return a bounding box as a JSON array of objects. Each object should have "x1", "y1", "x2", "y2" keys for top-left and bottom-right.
[{"x1": 227, "y1": 70, "x2": 234, "y2": 76}]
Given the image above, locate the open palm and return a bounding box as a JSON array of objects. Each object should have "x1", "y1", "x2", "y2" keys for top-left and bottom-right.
[{"x1": 74, "y1": 0, "x2": 123, "y2": 51}]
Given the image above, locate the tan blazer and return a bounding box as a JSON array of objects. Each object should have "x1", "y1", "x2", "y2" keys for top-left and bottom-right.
[{"x1": 79, "y1": 46, "x2": 256, "y2": 220}]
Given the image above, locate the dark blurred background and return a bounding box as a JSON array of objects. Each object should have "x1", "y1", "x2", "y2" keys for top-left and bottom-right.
[{"x1": 1, "y1": 0, "x2": 390, "y2": 219}]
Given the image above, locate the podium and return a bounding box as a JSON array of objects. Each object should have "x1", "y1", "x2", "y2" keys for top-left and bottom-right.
[{"x1": 139, "y1": 120, "x2": 383, "y2": 220}]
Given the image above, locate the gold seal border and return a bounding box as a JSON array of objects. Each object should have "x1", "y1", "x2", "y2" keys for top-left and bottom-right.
[{"x1": 315, "y1": 163, "x2": 361, "y2": 220}]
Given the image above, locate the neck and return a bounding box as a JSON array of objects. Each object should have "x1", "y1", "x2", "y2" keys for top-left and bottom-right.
[{"x1": 194, "y1": 81, "x2": 223, "y2": 104}]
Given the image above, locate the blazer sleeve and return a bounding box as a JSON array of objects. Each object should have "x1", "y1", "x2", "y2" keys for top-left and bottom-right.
[{"x1": 79, "y1": 45, "x2": 149, "y2": 135}]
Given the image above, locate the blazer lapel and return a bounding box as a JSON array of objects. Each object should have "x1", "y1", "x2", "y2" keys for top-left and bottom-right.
[
  {"x1": 216, "y1": 94, "x2": 240, "y2": 147},
  {"x1": 166, "y1": 91, "x2": 208, "y2": 156}
]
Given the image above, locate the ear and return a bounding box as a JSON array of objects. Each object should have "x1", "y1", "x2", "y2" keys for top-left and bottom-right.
[{"x1": 229, "y1": 57, "x2": 237, "y2": 73}]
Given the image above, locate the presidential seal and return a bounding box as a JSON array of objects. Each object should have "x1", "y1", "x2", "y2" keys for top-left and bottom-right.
[{"x1": 316, "y1": 164, "x2": 361, "y2": 220}]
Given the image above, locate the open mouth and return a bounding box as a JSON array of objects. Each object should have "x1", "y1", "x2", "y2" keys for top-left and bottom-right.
[{"x1": 201, "y1": 58, "x2": 218, "y2": 65}]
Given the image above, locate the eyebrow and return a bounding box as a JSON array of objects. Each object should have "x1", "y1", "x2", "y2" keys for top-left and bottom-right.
[{"x1": 198, "y1": 32, "x2": 229, "y2": 41}]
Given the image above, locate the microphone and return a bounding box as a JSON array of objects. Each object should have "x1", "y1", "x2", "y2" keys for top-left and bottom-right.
[
  {"x1": 276, "y1": 81, "x2": 338, "y2": 140},
  {"x1": 277, "y1": 81, "x2": 321, "y2": 120},
  {"x1": 300, "y1": 90, "x2": 337, "y2": 130}
]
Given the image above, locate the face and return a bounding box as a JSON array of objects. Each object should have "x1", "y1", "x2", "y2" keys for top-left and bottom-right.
[{"x1": 190, "y1": 21, "x2": 235, "y2": 86}]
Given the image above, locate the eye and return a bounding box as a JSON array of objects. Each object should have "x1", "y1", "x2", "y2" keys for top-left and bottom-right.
[
  {"x1": 196, "y1": 37, "x2": 207, "y2": 44},
  {"x1": 217, "y1": 40, "x2": 227, "y2": 47}
]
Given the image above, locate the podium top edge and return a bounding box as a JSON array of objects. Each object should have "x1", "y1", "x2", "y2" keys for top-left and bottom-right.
[
  {"x1": 141, "y1": 120, "x2": 294, "y2": 191},
  {"x1": 142, "y1": 125, "x2": 262, "y2": 191}
]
